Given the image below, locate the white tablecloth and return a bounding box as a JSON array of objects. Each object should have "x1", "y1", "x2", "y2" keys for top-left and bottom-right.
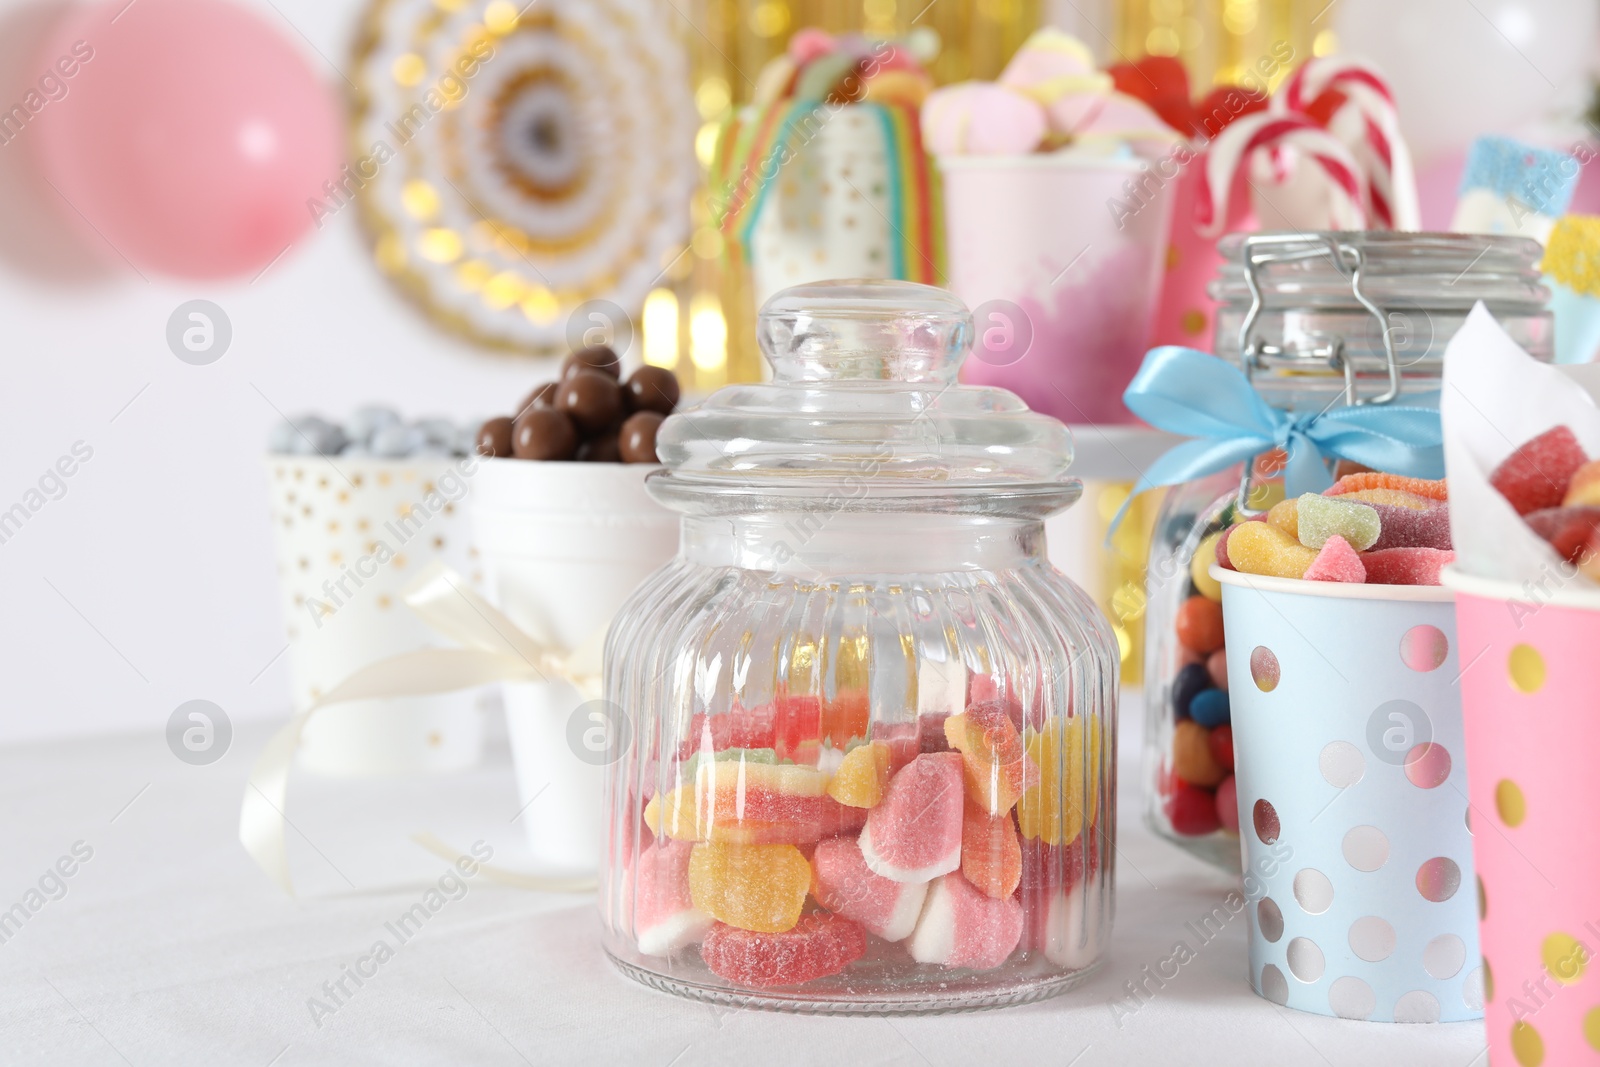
[{"x1": 3, "y1": 696, "x2": 1489, "y2": 1066}]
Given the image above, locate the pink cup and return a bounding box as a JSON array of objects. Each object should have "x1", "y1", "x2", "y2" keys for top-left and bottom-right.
[
  {"x1": 1443, "y1": 566, "x2": 1600, "y2": 1065},
  {"x1": 939, "y1": 154, "x2": 1175, "y2": 426}
]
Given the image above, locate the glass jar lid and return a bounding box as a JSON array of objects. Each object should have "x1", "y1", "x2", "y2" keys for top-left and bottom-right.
[
  {"x1": 1208, "y1": 231, "x2": 1551, "y2": 406},
  {"x1": 650, "y1": 280, "x2": 1081, "y2": 517}
]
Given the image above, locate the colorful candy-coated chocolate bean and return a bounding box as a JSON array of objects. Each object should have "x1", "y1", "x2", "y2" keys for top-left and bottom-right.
[
  {"x1": 1327, "y1": 472, "x2": 1448, "y2": 501},
  {"x1": 1190, "y1": 531, "x2": 1224, "y2": 601},
  {"x1": 1361, "y1": 547, "x2": 1454, "y2": 586},
  {"x1": 688, "y1": 842, "x2": 812, "y2": 933},
  {"x1": 1489, "y1": 426, "x2": 1587, "y2": 515},
  {"x1": 1302, "y1": 534, "x2": 1367, "y2": 583},
  {"x1": 1215, "y1": 775, "x2": 1240, "y2": 834},
  {"x1": 1225, "y1": 521, "x2": 1317, "y2": 579},
  {"x1": 1170, "y1": 662, "x2": 1210, "y2": 720},
  {"x1": 1172, "y1": 719, "x2": 1226, "y2": 787},
  {"x1": 1164, "y1": 778, "x2": 1222, "y2": 836},
  {"x1": 700, "y1": 913, "x2": 866, "y2": 988},
  {"x1": 1296, "y1": 492, "x2": 1381, "y2": 551},
  {"x1": 1205, "y1": 648, "x2": 1229, "y2": 691},
  {"x1": 1175, "y1": 595, "x2": 1225, "y2": 655},
  {"x1": 1208, "y1": 723, "x2": 1234, "y2": 771},
  {"x1": 1188, "y1": 688, "x2": 1230, "y2": 729}
]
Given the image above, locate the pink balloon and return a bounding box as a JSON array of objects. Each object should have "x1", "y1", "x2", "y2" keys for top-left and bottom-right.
[{"x1": 34, "y1": 0, "x2": 340, "y2": 279}]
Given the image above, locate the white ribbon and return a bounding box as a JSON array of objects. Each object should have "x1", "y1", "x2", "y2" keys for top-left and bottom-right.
[{"x1": 239, "y1": 562, "x2": 606, "y2": 896}]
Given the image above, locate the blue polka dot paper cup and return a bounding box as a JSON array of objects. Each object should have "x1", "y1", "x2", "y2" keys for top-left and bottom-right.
[{"x1": 1213, "y1": 567, "x2": 1483, "y2": 1023}]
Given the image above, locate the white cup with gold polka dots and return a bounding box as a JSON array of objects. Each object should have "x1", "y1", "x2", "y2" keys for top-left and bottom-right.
[
  {"x1": 265, "y1": 454, "x2": 486, "y2": 776},
  {"x1": 471, "y1": 459, "x2": 678, "y2": 877}
]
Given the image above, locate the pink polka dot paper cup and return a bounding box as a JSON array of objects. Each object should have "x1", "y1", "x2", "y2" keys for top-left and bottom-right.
[
  {"x1": 1443, "y1": 566, "x2": 1600, "y2": 1065},
  {"x1": 1214, "y1": 567, "x2": 1483, "y2": 1023}
]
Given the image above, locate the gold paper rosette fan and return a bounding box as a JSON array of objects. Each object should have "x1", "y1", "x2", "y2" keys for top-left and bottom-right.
[{"x1": 350, "y1": 0, "x2": 697, "y2": 354}]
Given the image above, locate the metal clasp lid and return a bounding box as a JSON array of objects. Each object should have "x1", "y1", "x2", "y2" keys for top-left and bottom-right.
[{"x1": 1231, "y1": 233, "x2": 1403, "y2": 515}]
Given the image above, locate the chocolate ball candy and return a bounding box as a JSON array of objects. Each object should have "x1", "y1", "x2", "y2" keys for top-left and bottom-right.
[
  {"x1": 554, "y1": 370, "x2": 624, "y2": 435},
  {"x1": 475, "y1": 416, "x2": 514, "y2": 458},
  {"x1": 619, "y1": 411, "x2": 665, "y2": 463},
  {"x1": 511, "y1": 408, "x2": 578, "y2": 461},
  {"x1": 561, "y1": 344, "x2": 621, "y2": 380},
  {"x1": 624, "y1": 366, "x2": 681, "y2": 416},
  {"x1": 577, "y1": 432, "x2": 622, "y2": 463},
  {"x1": 518, "y1": 381, "x2": 557, "y2": 416}
]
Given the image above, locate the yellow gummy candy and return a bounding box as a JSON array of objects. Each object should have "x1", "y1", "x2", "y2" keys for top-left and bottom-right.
[
  {"x1": 1016, "y1": 715, "x2": 1101, "y2": 845},
  {"x1": 827, "y1": 741, "x2": 891, "y2": 808},
  {"x1": 1564, "y1": 459, "x2": 1600, "y2": 507},
  {"x1": 1191, "y1": 531, "x2": 1224, "y2": 602},
  {"x1": 688, "y1": 842, "x2": 810, "y2": 933},
  {"x1": 1266, "y1": 498, "x2": 1299, "y2": 540},
  {"x1": 1226, "y1": 521, "x2": 1317, "y2": 580}
]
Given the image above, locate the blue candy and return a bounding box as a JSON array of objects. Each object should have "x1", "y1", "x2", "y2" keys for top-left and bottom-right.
[{"x1": 1189, "y1": 688, "x2": 1230, "y2": 729}]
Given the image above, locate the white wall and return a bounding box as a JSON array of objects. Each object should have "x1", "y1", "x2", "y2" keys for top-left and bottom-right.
[{"x1": 0, "y1": 0, "x2": 561, "y2": 743}]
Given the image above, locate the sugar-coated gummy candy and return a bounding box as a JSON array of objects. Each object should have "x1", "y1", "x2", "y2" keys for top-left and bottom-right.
[
  {"x1": 826, "y1": 740, "x2": 891, "y2": 808},
  {"x1": 960, "y1": 802, "x2": 1022, "y2": 899},
  {"x1": 677, "y1": 706, "x2": 778, "y2": 760},
  {"x1": 1490, "y1": 426, "x2": 1588, "y2": 516},
  {"x1": 1563, "y1": 459, "x2": 1600, "y2": 507},
  {"x1": 678, "y1": 747, "x2": 777, "y2": 783},
  {"x1": 634, "y1": 841, "x2": 714, "y2": 956},
  {"x1": 1296, "y1": 492, "x2": 1381, "y2": 551},
  {"x1": 907, "y1": 872, "x2": 1024, "y2": 971},
  {"x1": 700, "y1": 913, "x2": 867, "y2": 988},
  {"x1": 688, "y1": 842, "x2": 812, "y2": 933},
  {"x1": 1016, "y1": 716, "x2": 1101, "y2": 845},
  {"x1": 644, "y1": 761, "x2": 830, "y2": 845},
  {"x1": 1174, "y1": 595, "x2": 1224, "y2": 655},
  {"x1": 1213, "y1": 521, "x2": 1241, "y2": 571},
  {"x1": 1361, "y1": 547, "x2": 1454, "y2": 586},
  {"x1": 1190, "y1": 532, "x2": 1224, "y2": 601},
  {"x1": 860, "y1": 752, "x2": 965, "y2": 883},
  {"x1": 1215, "y1": 775, "x2": 1240, "y2": 834},
  {"x1": 1172, "y1": 719, "x2": 1226, "y2": 787},
  {"x1": 810, "y1": 835, "x2": 927, "y2": 942},
  {"x1": 1226, "y1": 521, "x2": 1317, "y2": 579},
  {"x1": 1205, "y1": 648, "x2": 1228, "y2": 691},
  {"x1": 1341, "y1": 487, "x2": 1436, "y2": 510},
  {"x1": 918, "y1": 711, "x2": 952, "y2": 753},
  {"x1": 1171, "y1": 662, "x2": 1210, "y2": 720},
  {"x1": 1208, "y1": 723, "x2": 1234, "y2": 771},
  {"x1": 1326, "y1": 472, "x2": 1448, "y2": 501},
  {"x1": 943, "y1": 702, "x2": 1035, "y2": 814},
  {"x1": 1525, "y1": 506, "x2": 1600, "y2": 563},
  {"x1": 872, "y1": 721, "x2": 921, "y2": 774},
  {"x1": 1303, "y1": 534, "x2": 1367, "y2": 583},
  {"x1": 1266, "y1": 497, "x2": 1299, "y2": 540},
  {"x1": 1368, "y1": 501, "x2": 1452, "y2": 551},
  {"x1": 1188, "y1": 688, "x2": 1230, "y2": 728},
  {"x1": 1164, "y1": 778, "x2": 1221, "y2": 836},
  {"x1": 1038, "y1": 880, "x2": 1103, "y2": 970}
]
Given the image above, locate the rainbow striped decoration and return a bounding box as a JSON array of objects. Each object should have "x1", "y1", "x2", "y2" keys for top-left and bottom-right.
[{"x1": 709, "y1": 99, "x2": 943, "y2": 286}]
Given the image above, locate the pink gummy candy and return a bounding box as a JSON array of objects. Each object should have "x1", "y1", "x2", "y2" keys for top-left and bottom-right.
[
  {"x1": 1303, "y1": 535, "x2": 1367, "y2": 583},
  {"x1": 635, "y1": 841, "x2": 713, "y2": 957},
  {"x1": 1490, "y1": 426, "x2": 1589, "y2": 516},
  {"x1": 1525, "y1": 506, "x2": 1600, "y2": 563},
  {"x1": 1368, "y1": 502, "x2": 1452, "y2": 552},
  {"x1": 907, "y1": 872, "x2": 1024, "y2": 971},
  {"x1": 861, "y1": 753, "x2": 965, "y2": 883},
  {"x1": 1362, "y1": 547, "x2": 1455, "y2": 586},
  {"x1": 917, "y1": 712, "x2": 952, "y2": 753},
  {"x1": 811, "y1": 836, "x2": 929, "y2": 942},
  {"x1": 700, "y1": 913, "x2": 866, "y2": 988}
]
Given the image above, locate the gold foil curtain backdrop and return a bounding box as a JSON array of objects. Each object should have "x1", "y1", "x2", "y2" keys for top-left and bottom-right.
[{"x1": 1108, "y1": 0, "x2": 1328, "y2": 90}]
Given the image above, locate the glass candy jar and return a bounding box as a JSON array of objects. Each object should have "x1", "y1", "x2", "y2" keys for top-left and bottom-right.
[
  {"x1": 601, "y1": 281, "x2": 1119, "y2": 1012},
  {"x1": 1143, "y1": 232, "x2": 1553, "y2": 869}
]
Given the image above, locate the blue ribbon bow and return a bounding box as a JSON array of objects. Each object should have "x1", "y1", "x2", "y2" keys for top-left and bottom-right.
[{"x1": 1113, "y1": 346, "x2": 1444, "y2": 530}]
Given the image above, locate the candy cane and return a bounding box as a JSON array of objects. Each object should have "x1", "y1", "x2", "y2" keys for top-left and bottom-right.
[
  {"x1": 1197, "y1": 112, "x2": 1369, "y2": 236},
  {"x1": 1276, "y1": 57, "x2": 1419, "y2": 230}
]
